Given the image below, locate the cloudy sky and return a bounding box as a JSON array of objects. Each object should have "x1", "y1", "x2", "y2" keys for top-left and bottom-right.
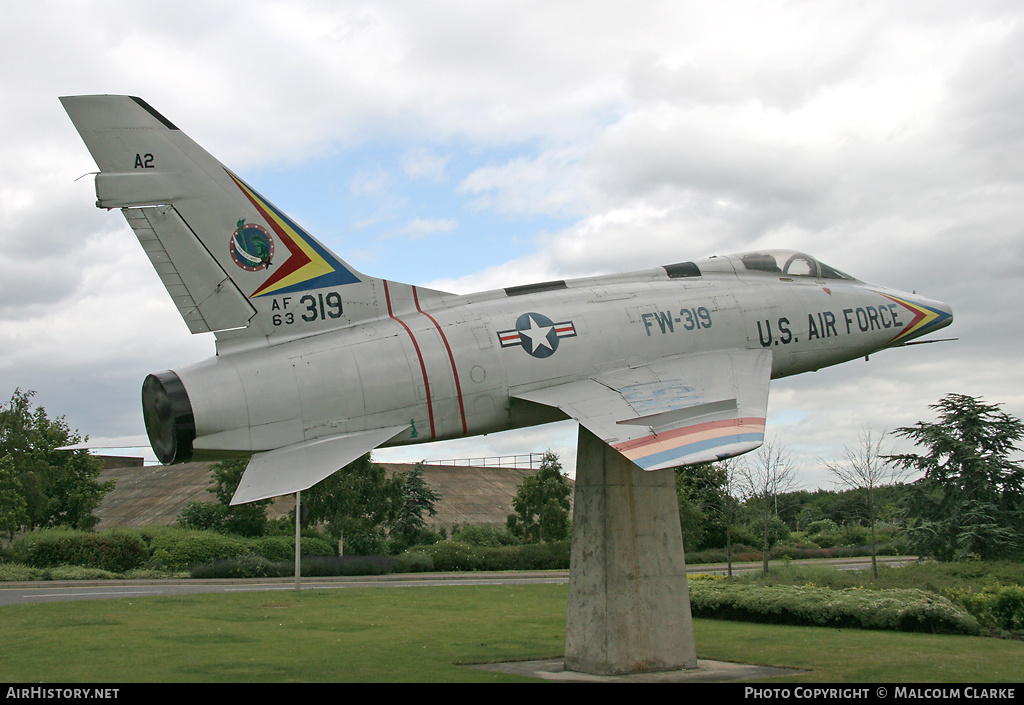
[{"x1": 2, "y1": 1, "x2": 1022, "y2": 489}]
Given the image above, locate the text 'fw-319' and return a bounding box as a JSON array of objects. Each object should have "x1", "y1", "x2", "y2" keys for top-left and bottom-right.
[{"x1": 61, "y1": 95, "x2": 953, "y2": 505}]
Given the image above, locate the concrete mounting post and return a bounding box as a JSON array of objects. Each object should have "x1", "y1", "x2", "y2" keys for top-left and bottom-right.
[{"x1": 564, "y1": 425, "x2": 698, "y2": 675}]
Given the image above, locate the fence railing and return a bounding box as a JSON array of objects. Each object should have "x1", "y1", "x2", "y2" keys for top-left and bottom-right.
[{"x1": 422, "y1": 453, "x2": 545, "y2": 469}]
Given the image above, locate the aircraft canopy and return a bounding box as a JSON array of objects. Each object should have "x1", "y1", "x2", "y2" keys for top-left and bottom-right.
[{"x1": 699, "y1": 250, "x2": 857, "y2": 281}]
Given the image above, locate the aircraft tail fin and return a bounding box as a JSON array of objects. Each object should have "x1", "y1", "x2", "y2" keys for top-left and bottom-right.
[{"x1": 61, "y1": 95, "x2": 437, "y2": 343}]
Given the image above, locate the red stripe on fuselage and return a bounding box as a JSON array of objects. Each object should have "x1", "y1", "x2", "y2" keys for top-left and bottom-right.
[
  {"x1": 413, "y1": 286, "x2": 468, "y2": 435},
  {"x1": 383, "y1": 281, "x2": 435, "y2": 440}
]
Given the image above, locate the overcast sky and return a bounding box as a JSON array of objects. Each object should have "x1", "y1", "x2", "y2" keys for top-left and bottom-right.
[{"x1": 2, "y1": 1, "x2": 1022, "y2": 489}]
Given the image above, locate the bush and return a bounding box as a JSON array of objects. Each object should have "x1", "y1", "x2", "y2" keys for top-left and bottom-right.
[
  {"x1": 806, "y1": 519, "x2": 840, "y2": 536},
  {"x1": 10, "y1": 528, "x2": 149, "y2": 572},
  {"x1": 249, "y1": 535, "x2": 336, "y2": 561},
  {"x1": 946, "y1": 584, "x2": 1024, "y2": 635},
  {"x1": 190, "y1": 556, "x2": 290, "y2": 579},
  {"x1": 689, "y1": 582, "x2": 981, "y2": 635},
  {"x1": 840, "y1": 524, "x2": 870, "y2": 547},
  {"x1": 4, "y1": 527, "x2": 344, "y2": 577},
  {"x1": 146, "y1": 529, "x2": 251, "y2": 570},
  {"x1": 406, "y1": 539, "x2": 571, "y2": 572},
  {"x1": 453, "y1": 525, "x2": 518, "y2": 547},
  {"x1": 0, "y1": 563, "x2": 47, "y2": 581},
  {"x1": 392, "y1": 551, "x2": 433, "y2": 573},
  {"x1": 189, "y1": 555, "x2": 395, "y2": 579},
  {"x1": 47, "y1": 566, "x2": 119, "y2": 581},
  {"x1": 507, "y1": 541, "x2": 570, "y2": 570},
  {"x1": 301, "y1": 556, "x2": 392, "y2": 577},
  {"x1": 415, "y1": 541, "x2": 484, "y2": 571}
]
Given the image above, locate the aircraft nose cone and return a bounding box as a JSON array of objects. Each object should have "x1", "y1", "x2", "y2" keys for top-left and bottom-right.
[
  {"x1": 921, "y1": 296, "x2": 953, "y2": 332},
  {"x1": 937, "y1": 300, "x2": 954, "y2": 328},
  {"x1": 885, "y1": 291, "x2": 953, "y2": 345}
]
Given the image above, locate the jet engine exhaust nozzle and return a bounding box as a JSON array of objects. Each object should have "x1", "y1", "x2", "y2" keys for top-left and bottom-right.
[{"x1": 142, "y1": 371, "x2": 196, "y2": 465}]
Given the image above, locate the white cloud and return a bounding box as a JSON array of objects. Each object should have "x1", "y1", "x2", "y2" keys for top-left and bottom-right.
[
  {"x1": 401, "y1": 149, "x2": 450, "y2": 181},
  {"x1": 2, "y1": 1, "x2": 1023, "y2": 487},
  {"x1": 400, "y1": 218, "x2": 458, "y2": 238}
]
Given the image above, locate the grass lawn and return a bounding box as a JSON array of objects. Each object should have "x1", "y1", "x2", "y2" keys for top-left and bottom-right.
[{"x1": 0, "y1": 583, "x2": 1021, "y2": 683}]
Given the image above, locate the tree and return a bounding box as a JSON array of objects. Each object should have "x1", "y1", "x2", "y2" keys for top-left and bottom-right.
[
  {"x1": 0, "y1": 455, "x2": 29, "y2": 541},
  {"x1": 507, "y1": 451, "x2": 572, "y2": 543},
  {"x1": 736, "y1": 440, "x2": 798, "y2": 574},
  {"x1": 675, "y1": 461, "x2": 732, "y2": 551},
  {"x1": 0, "y1": 389, "x2": 111, "y2": 531},
  {"x1": 822, "y1": 427, "x2": 908, "y2": 578},
  {"x1": 887, "y1": 394, "x2": 1024, "y2": 561},
  {"x1": 390, "y1": 461, "x2": 441, "y2": 548},
  {"x1": 302, "y1": 453, "x2": 404, "y2": 555},
  {"x1": 177, "y1": 458, "x2": 270, "y2": 537}
]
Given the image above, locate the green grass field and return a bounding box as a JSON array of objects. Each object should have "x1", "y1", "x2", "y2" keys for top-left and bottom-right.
[{"x1": 1, "y1": 583, "x2": 1022, "y2": 683}]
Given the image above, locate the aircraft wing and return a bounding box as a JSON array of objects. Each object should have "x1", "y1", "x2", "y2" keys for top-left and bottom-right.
[
  {"x1": 512, "y1": 349, "x2": 772, "y2": 470},
  {"x1": 230, "y1": 425, "x2": 409, "y2": 505}
]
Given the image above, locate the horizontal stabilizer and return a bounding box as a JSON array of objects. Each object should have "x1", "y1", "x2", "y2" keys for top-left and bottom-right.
[
  {"x1": 230, "y1": 425, "x2": 408, "y2": 505},
  {"x1": 56, "y1": 435, "x2": 152, "y2": 451},
  {"x1": 513, "y1": 349, "x2": 772, "y2": 470}
]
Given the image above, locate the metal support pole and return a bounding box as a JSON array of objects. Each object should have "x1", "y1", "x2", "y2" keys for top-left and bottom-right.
[{"x1": 294, "y1": 490, "x2": 301, "y2": 591}]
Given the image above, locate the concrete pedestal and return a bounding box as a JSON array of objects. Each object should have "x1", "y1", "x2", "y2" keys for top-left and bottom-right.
[{"x1": 564, "y1": 425, "x2": 698, "y2": 675}]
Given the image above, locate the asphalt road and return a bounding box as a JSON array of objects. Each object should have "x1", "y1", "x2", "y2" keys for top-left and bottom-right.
[{"x1": 0, "y1": 556, "x2": 916, "y2": 606}]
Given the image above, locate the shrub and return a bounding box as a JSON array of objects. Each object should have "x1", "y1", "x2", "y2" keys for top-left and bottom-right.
[
  {"x1": 689, "y1": 582, "x2": 982, "y2": 635},
  {"x1": 453, "y1": 525, "x2": 518, "y2": 547},
  {"x1": 301, "y1": 556, "x2": 392, "y2": 577},
  {"x1": 189, "y1": 555, "x2": 394, "y2": 579},
  {"x1": 407, "y1": 539, "x2": 571, "y2": 572},
  {"x1": 415, "y1": 541, "x2": 484, "y2": 571},
  {"x1": 508, "y1": 541, "x2": 570, "y2": 570},
  {"x1": 249, "y1": 535, "x2": 336, "y2": 561},
  {"x1": 392, "y1": 551, "x2": 433, "y2": 573},
  {"x1": 10, "y1": 528, "x2": 148, "y2": 572},
  {"x1": 806, "y1": 519, "x2": 840, "y2": 536},
  {"x1": 190, "y1": 556, "x2": 289, "y2": 579},
  {"x1": 945, "y1": 584, "x2": 1024, "y2": 635},
  {"x1": 147, "y1": 529, "x2": 250, "y2": 570},
  {"x1": 840, "y1": 524, "x2": 870, "y2": 547},
  {"x1": 47, "y1": 566, "x2": 119, "y2": 581},
  {"x1": 0, "y1": 563, "x2": 47, "y2": 581}
]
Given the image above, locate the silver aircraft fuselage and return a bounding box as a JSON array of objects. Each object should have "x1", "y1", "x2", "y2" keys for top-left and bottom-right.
[
  {"x1": 61, "y1": 95, "x2": 952, "y2": 504},
  {"x1": 172, "y1": 250, "x2": 951, "y2": 459}
]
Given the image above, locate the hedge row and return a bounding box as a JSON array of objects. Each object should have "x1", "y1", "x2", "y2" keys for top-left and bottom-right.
[
  {"x1": 407, "y1": 539, "x2": 571, "y2": 572},
  {"x1": 7, "y1": 527, "x2": 336, "y2": 573},
  {"x1": 688, "y1": 580, "x2": 982, "y2": 635},
  {"x1": 190, "y1": 554, "x2": 430, "y2": 579}
]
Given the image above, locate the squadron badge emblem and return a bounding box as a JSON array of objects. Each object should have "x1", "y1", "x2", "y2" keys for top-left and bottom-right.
[{"x1": 230, "y1": 219, "x2": 274, "y2": 271}]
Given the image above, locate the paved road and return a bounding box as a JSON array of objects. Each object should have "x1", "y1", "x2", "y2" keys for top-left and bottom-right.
[{"x1": 0, "y1": 556, "x2": 916, "y2": 606}]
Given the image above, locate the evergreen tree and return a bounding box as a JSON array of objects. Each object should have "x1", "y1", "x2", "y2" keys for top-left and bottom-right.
[
  {"x1": 391, "y1": 461, "x2": 441, "y2": 547},
  {"x1": 888, "y1": 393, "x2": 1024, "y2": 561},
  {"x1": 507, "y1": 451, "x2": 571, "y2": 543}
]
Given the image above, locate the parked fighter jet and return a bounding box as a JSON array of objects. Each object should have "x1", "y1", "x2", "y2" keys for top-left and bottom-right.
[{"x1": 61, "y1": 95, "x2": 953, "y2": 505}]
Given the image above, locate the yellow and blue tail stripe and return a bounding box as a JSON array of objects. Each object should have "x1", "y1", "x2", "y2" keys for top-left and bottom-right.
[{"x1": 228, "y1": 171, "x2": 360, "y2": 298}]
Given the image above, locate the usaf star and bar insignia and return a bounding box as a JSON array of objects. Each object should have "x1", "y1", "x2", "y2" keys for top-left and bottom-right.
[{"x1": 498, "y1": 312, "x2": 577, "y2": 358}]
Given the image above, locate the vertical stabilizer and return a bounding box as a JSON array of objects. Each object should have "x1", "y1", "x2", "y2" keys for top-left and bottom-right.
[{"x1": 61, "y1": 95, "x2": 443, "y2": 343}]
